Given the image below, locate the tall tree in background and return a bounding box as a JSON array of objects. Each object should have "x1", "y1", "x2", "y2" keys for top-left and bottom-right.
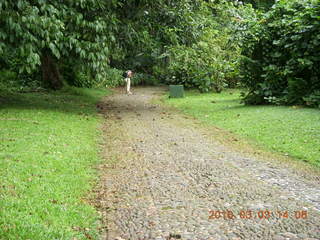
[
  {"x1": 0, "y1": 0, "x2": 117, "y2": 89},
  {"x1": 108, "y1": 0, "x2": 206, "y2": 71}
]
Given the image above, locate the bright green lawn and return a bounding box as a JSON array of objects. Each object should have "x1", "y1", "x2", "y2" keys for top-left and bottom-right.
[
  {"x1": 165, "y1": 89, "x2": 320, "y2": 167},
  {"x1": 0, "y1": 87, "x2": 108, "y2": 239}
]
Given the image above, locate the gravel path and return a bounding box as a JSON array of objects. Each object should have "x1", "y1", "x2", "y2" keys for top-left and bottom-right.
[{"x1": 96, "y1": 87, "x2": 320, "y2": 240}]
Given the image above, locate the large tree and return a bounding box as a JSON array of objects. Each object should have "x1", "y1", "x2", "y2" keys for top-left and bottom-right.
[{"x1": 0, "y1": 0, "x2": 117, "y2": 89}]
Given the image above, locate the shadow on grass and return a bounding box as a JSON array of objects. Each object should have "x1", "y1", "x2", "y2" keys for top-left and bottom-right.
[{"x1": 0, "y1": 88, "x2": 108, "y2": 116}]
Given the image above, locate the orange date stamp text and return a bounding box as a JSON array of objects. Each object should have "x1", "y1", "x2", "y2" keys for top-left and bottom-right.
[{"x1": 208, "y1": 210, "x2": 308, "y2": 220}]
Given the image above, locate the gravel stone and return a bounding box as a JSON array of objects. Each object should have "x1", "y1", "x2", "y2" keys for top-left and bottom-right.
[{"x1": 97, "y1": 87, "x2": 320, "y2": 240}]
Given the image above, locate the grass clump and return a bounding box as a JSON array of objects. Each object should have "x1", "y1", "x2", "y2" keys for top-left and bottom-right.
[
  {"x1": 165, "y1": 89, "x2": 320, "y2": 167},
  {"x1": 0, "y1": 87, "x2": 109, "y2": 239}
]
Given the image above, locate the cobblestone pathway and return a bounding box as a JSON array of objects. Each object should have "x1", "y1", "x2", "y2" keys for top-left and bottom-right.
[{"x1": 96, "y1": 87, "x2": 320, "y2": 240}]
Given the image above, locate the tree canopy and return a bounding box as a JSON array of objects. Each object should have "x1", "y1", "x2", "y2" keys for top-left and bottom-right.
[
  {"x1": 0, "y1": 0, "x2": 319, "y2": 107},
  {"x1": 0, "y1": 0, "x2": 114, "y2": 88}
]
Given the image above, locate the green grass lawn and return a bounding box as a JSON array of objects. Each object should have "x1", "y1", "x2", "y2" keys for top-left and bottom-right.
[
  {"x1": 0, "y1": 87, "x2": 108, "y2": 239},
  {"x1": 164, "y1": 89, "x2": 320, "y2": 167}
]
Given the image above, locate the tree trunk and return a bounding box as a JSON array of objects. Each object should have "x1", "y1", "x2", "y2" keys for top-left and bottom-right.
[{"x1": 41, "y1": 51, "x2": 63, "y2": 90}]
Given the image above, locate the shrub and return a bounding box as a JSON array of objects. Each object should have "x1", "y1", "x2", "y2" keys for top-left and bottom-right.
[
  {"x1": 158, "y1": 1, "x2": 256, "y2": 92},
  {"x1": 240, "y1": 0, "x2": 320, "y2": 106},
  {"x1": 0, "y1": 69, "x2": 18, "y2": 91},
  {"x1": 303, "y1": 91, "x2": 320, "y2": 108},
  {"x1": 132, "y1": 73, "x2": 159, "y2": 86},
  {"x1": 0, "y1": 49, "x2": 42, "y2": 91},
  {"x1": 98, "y1": 67, "x2": 124, "y2": 88},
  {"x1": 164, "y1": 30, "x2": 239, "y2": 93}
]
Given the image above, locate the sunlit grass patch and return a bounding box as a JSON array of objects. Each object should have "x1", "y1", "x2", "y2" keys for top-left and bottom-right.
[
  {"x1": 165, "y1": 89, "x2": 320, "y2": 167},
  {"x1": 0, "y1": 87, "x2": 109, "y2": 239}
]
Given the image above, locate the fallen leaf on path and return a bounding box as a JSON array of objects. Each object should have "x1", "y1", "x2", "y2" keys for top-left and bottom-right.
[{"x1": 148, "y1": 221, "x2": 156, "y2": 227}]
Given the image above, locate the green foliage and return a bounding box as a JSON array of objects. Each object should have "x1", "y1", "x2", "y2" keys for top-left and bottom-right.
[
  {"x1": 0, "y1": 0, "x2": 117, "y2": 87},
  {"x1": 164, "y1": 43, "x2": 227, "y2": 93},
  {"x1": 0, "y1": 48, "x2": 43, "y2": 90},
  {"x1": 132, "y1": 73, "x2": 160, "y2": 86},
  {"x1": 74, "y1": 71, "x2": 96, "y2": 88},
  {"x1": 164, "y1": 31, "x2": 240, "y2": 92},
  {"x1": 241, "y1": 0, "x2": 275, "y2": 9},
  {"x1": 240, "y1": 0, "x2": 320, "y2": 106},
  {"x1": 303, "y1": 91, "x2": 320, "y2": 108},
  {"x1": 108, "y1": 0, "x2": 209, "y2": 72},
  {"x1": 61, "y1": 63, "x2": 99, "y2": 89},
  {"x1": 158, "y1": 1, "x2": 253, "y2": 92},
  {"x1": 98, "y1": 67, "x2": 124, "y2": 88},
  {"x1": 2, "y1": 0, "x2": 319, "y2": 101},
  {"x1": 0, "y1": 70, "x2": 18, "y2": 91},
  {"x1": 0, "y1": 0, "x2": 258, "y2": 90}
]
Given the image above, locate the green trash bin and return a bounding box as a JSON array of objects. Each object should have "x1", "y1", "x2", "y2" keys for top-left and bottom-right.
[{"x1": 169, "y1": 85, "x2": 184, "y2": 98}]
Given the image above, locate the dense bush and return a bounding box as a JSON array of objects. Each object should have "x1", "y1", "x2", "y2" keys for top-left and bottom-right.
[
  {"x1": 0, "y1": 49, "x2": 42, "y2": 91},
  {"x1": 132, "y1": 73, "x2": 160, "y2": 86},
  {"x1": 161, "y1": 1, "x2": 252, "y2": 92},
  {"x1": 60, "y1": 61, "x2": 98, "y2": 88},
  {"x1": 0, "y1": 69, "x2": 17, "y2": 91},
  {"x1": 164, "y1": 38, "x2": 230, "y2": 93},
  {"x1": 240, "y1": 0, "x2": 320, "y2": 106},
  {"x1": 241, "y1": 0, "x2": 275, "y2": 9},
  {"x1": 96, "y1": 68, "x2": 124, "y2": 88}
]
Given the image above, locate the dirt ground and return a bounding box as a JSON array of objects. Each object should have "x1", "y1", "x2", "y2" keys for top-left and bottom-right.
[{"x1": 93, "y1": 87, "x2": 320, "y2": 240}]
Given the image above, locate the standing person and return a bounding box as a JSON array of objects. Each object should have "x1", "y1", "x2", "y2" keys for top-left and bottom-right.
[{"x1": 123, "y1": 70, "x2": 133, "y2": 95}]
